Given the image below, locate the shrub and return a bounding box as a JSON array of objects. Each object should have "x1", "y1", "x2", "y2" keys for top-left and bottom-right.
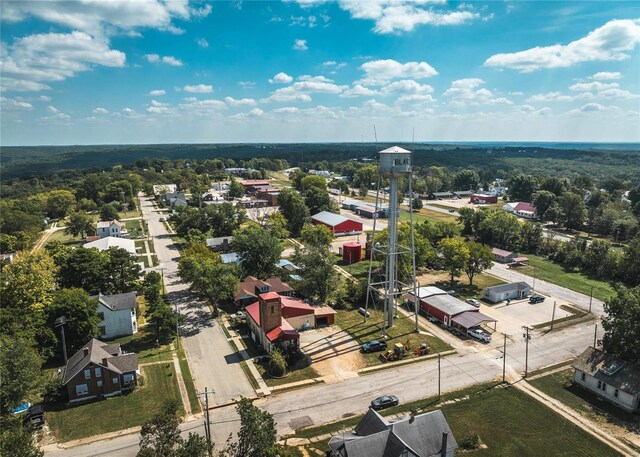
[
  {"x1": 459, "y1": 433, "x2": 482, "y2": 450},
  {"x1": 268, "y1": 348, "x2": 287, "y2": 377}
]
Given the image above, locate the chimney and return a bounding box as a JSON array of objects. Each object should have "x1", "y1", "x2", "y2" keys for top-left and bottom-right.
[
  {"x1": 83, "y1": 347, "x2": 89, "y2": 356},
  {"x1": 440, "y1": 431, "x2": 448, "y2": 457}
]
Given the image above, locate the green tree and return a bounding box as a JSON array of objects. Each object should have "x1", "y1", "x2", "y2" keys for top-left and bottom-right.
[
  {"x1": 602, "y1": 285, "x2": 640, "y2": 363},
  {"x1": 558, "y1": 191, "x2": 586, "y2": 230},
  {"x1": 304, "y1": 186, "x2": 334, "y2": 215},
  {"x1": 439, "y1": 238, "x2": 470, "y2": 288},
  {"x1": 178, "y1": 249, "x2": 238, "y2": 316},
  {"x1": 418, "y1": 220, "x2": 461, "y2": 246},
  {"x1": 476, "y1": 210, "x2": 523, "y2": 250},
  {"x1": 464, "y1": 242, "x2": 493, "y2": 286},
  {"x1": 218, "y1": 398, "x2": 278, "y2": 457},
  {"x1": 45, "y1": 189, "x2": 76, "y2": 219},
  {"x1": 0, "y1": 337, "x2": 42, "y2": 413},
  {"x1": 452, "y1": 169, "x2": 480, "y2": 191},
  {"x1": 65, "y1": 211, "x2": 95, "y2": 239},
  {"x1": 506, "y1": 174, "x2": 539, "y2": 202},
  {"x1": 300, "y1": 224, "x2": 333, "y2": 249},
  {"x1": 0, "y1": 416, "x2": 43, "y2": 457},
  {"x1": 275, "y1": 189, "x2": 309, "y2": 237},
  {"x1": 228, "y1": 177, "x2": 245, "y2": 199},
  {"x1": 532, "y1": 190, "x2": 557, "y2": 221},
  {"x1": 99, "y1": 204, "x2": 120, "y2": 221},
  {"x1": 292, "y1": 245, "x2": 339, "y2": 303},
  {"x1": 46, "y1": 288, "x2": 100, "y2": 355},
  {"x1": 103, "y1": 247, "x2": 142, "y2": 294},
  {"x1": 138, "y1": 401, "x2": 208, "y2": 457},
  {"x1": 620, "y1": 236, "x2": 640, "y2": 286},
  {"x1": 266, "y1": 212, "x2": 289, "y2": 239},
  {"x1": 57, "y1": 247, "x2": 107, "y2": 294},
  {"x1": 457, "y1": 207, "x2": 476, "y2": 235},
  {"x1": 412, "y1": 197, "x2": 423, "y2": 210},
  {"x1": 232, "y1": 225, "x2": 283, "y2": 278},
  {"x1": 300, "y1": 175, "x2": 327, "y2": 192},
  {"x1": 203, "y1": 203, "x2": 247, "y2": 237},
  {"x1": 148, "y1": 299, "x2": 178, "y2": 342},
  {"x1": 520, "y1": 221, "x2": 543, "y2": 253},
  {"x1": 142, "y1": 271, "x2": 163, "y2": 307}
]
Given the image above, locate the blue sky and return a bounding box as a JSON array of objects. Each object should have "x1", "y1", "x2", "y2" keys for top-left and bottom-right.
[{"x1": 1, "y1": 0, "x2": 639, "y2": 145}]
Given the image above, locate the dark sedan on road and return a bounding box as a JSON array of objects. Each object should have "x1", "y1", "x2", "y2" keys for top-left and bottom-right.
[
  {"x1": 360, "y1": 340, "x2": 388, "y2": 353},
  {"x1": 370, "y1": 395, "x2": 399, "y2": 410}
]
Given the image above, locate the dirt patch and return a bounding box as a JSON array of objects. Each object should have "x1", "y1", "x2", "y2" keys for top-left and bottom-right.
[{"x1": 299, "y1": 327, "x2": 366, "y2": 380}]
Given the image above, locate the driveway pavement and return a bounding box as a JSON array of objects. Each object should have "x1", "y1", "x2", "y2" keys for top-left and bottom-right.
[
  {"x1": 139, "y1": 197, "x2": 254, "y2": 405},
  {"x1": 487, "y1": 263, "x2": 605, "y2": 315}
]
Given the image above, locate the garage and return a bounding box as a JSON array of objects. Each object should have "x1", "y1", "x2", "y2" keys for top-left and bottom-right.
[{"x1": 314, "y1": 304, "x2": 337, "y2": 327}]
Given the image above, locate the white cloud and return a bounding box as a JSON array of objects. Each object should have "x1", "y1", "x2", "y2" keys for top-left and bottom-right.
[
  {"x1": 443, "y1": 78, "x2": 512, "y2": 106},
  {"x1": 298, "y1": 75, "x2": 334, "y2": 83},
  {"x1": 0, "y1": 96, "x2": 33, "y2": 110},
  {"x1": 293, "y1": 39, "x2": 308, "y2": 50},
  {"x1": 238, "y1": 81, "x2": 255, "y2": 88},
  {"x1": 589, "y1": 71, "x2": 622, "y2": 81},
  {"x1": 93, "y1": 107, "x2": 109, "y2": 114},
  {"x1": 1, "y1": 31, "x2": 125, "y2": 92},
  {"x1": 37, "y1": 95, "x2": 52, "y2": 102},
  {"x1": 197, "y1": 38, "x2": 209, "y2": 48},
  {"x1": 569, "y1": 81, "x2": 619, "y2": 92},
  {"x1": 380, "y1": 79, "x2": 434, "y2": 95},
  {"x1": 528, "y1": 80, "x2": 639, "y2": 102},
  {"x1": 340, "y1": 84, "x2": 380, "y2": 98},
  {"x1": 47, "y1": 105, "x2": 60, "y2": 113},
  {"x1": 566, "y1": 102, "x2": 621, "y2": 115},
  {"x1": 148, "y1": 89, "x2": 166, "y2": 96},
  {"x1": 357, "y1": 59, "x2": 438, "y2": 85},
  {"x1": 485, "y1": 19, "x2": 640, "y2": 72},
  {"x1": 265, "y1": 89, "x2": 313, "y2": 103},
  {"x1": 0, "y1": 0, "x2": 210, "y2": 37},
  {"x1": 269, "y1": 72, "x2": 294, "y2": 84},
  {"x1": 145, "y1": 54, "x2": 183, "y2": 66},
  {"x1": 224, "y1": 96, "x2": 257, "y2": 107},
  {"x1": 335, "y1": 0, "x2": 480, "y2": 34},
  {"x1": 178, "y1": 98, "x2": 226, "y2": 112},
  {"x1": 183, "y1": 84, "x2": 214, "y2": 93},
  {"x1": 230, "y1": 107, "x2": 264, "y2": 119}
]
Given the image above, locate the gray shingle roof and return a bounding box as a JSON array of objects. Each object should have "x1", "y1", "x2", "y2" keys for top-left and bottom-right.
[
  {"x1": 329, "y1": 409, "x2": 457, "y2": 457},
  {"x1": 62, "y1": 339, "x2": 138, "y2": 385},
  {"x1": 572, "y1": 347, "x2": 640, "y2": 395},
  {"x1": 311, "y1": 211, "x2": 349, "y2": 227},
  {"x1": 93, "y1": 292, "x2": 137, "y2": 311}
]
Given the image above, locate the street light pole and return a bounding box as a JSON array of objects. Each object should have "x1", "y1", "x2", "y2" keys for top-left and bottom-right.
[
  {"x1": 54, "y1": 316, "x2": 68, "y2": 364},
  {"x1": 502, "y1": 333, "x2": 507, "y2": 383},
  {"x1": 589, "y1": 285, "x2": 593, "y2": 313},
  {"x1": 522, "y1": 326, "x2": 532, "y2": 378}
]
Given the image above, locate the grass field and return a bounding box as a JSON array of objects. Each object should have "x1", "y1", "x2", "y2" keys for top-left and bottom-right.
[
  {"x1": 335, "y1": 308, "x2": 451, "y2": 366},
  {"x1": 529, "y1": 368, "x2": 638, "y2": 429},
  {"x1": 109, "y1": 330, "x2": 174, "y2": 364},
  {"x1": 518, "y1": 254, "x2": 616, "y2": 301},
  {"x1": 47, "y1": 363, "x2": 182, "y2": 442},
  {"x1": 336, "y1": 258, "x2": 383, "y2": 280},
  {"x1": 177, "y1": 343, "x2": 201, "y2": 413},
  {"x1": 293, "y1": 383, "x2": 621, "y2": 457},
  {"x1": 46, "y1": 229, "x2": 84, "y2": 247},
  {"x1": 399, "y1": 209, "x2": 457, "y2": 223}
]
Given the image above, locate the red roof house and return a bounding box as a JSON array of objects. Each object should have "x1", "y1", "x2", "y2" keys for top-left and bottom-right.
[{"x1": 234, "y1": 276, "x2": 293, "y2": 307}]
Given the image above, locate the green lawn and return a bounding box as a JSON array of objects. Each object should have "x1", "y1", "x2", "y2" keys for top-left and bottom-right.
[
  {"x1": 399, "y1": 209, "x2": 458, "y2": 223},
  {"x1": 431, "y1": 273, "x2": 506, "y2": 301},
  {"x1": 134, "y1": 239, "x2": 148, "y2": 254},
  {"x1": 137, "y1": 255, "x2": 150, "y2": 268},
  {"x1": 46, "y1": 229, "x2": 84, "y2": 247},
  {"x1": 529, "y1": 368, "x2": 638, "y2": 428},
  {"x1": 294, "y1": 383, "x2": 621, "y2": 457},
  {"x1": 47, "y1": 363, "x2": 182, "y2": 442},
  {"x1": 177, "y1": 344, "x2": 201, "y2": 413},
  {"x1": 109, "y1": 330, "x2": 174, "y2": 363},
  {"x1": 336, "y1": 258, "x2": 382, "y2": 280},
  {"x1": 335, "y1": 308, "x2": 451, "y2": 366},
  {"x1": 125, "y1": 219, "x2": 144, "y2": 237},
  {"x1": 518, "y1": 254, "x2": 616, "y2": 301}
]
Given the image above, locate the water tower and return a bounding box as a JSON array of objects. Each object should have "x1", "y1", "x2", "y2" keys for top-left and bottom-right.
[{"x1": 365, "y1": 146, "x2": 419, "y2": 331}]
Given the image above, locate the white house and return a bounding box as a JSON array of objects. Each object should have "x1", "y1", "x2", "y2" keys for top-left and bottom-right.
[
  {"x1": 572, "y1": 347, "x2": 640, "y2": 413},
  {"x1": 93, "y1": 292, "x2": 138, "y2": 339},
  {"x1": 152, "y1": 184, "x2": 177, "y2": 196},
  {"x1": 84, "y1": 236, "x2": 137, "y2": 255},
  {"x1": 502, "y1": 202, "x2": 538, "y2": 219},
  {"x1": 97, "y1": 220, "x2": 127, "y2": 238}
]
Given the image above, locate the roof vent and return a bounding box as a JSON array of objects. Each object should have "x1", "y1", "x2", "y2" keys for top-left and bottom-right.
[{"x1": 83, "y1": 347, "x2": 89, "y2": 356}]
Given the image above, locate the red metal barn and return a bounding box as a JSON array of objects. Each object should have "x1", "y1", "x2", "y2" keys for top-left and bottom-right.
[{"x1": 311, "y1": 211, "x2": 363, "y2": 235}]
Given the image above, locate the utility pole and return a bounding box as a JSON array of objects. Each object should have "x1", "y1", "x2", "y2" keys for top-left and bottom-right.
[
  {"x1": 550, "y1": 301, "x2": 557, "y2": 330},
  {"x1": 174, "y1": 301, "x2": 180, "y2": 350},
  {"x1": 594, "y1": 323, "x2": 598, "y2": 348},
  {"x1": 54, "y1": 316, "x2": 68, "y2": 364},
  {"x1": 589, "y1": 285, "x2": 593, "y2": 313},
  {"x1": 438, "y1": 353, "x2": 441, "y2": 398},
  {"x1": 522, "y1": 326, "x2": 532, "y2": 378},
  {"x1": 198, "y1": 387, "x2": 213, "y2": 457},
  {"x1": 502, "y1": 333, "x2": 507, "y2": 383}
]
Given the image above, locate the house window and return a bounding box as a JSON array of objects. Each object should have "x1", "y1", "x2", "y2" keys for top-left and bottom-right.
[
  {"x1": 95, "y1": 368, "x2": 101, "y2": 377},
  {"x1": 614, "y1": 389, "x2": 619, "y2": 398},
  {"x1": 99, "y1": 326, "x2": 106, "y2": 336},
  {"x1": 97, "y1": 312, "x2": 104, "y2": 320},
  {"x1": 581, "y1": 372, "x2": 586, "y2": 382},
  {"x1": 112, "y1": 377, "x2": 118, "y2": 384},
  {"x1": 97, "y1": 381, "x2": 103, "y2": 387},
  {"x1": 601, "y1": 382, "x2": 607, "y2": 392},
  {"x1": 271, "y1": 305, "x2": 275, "y2": 314},
  {"x1": 76, "y1": 384, "x2": 88, "y2": 396},
  {"x1": 84, "y1": 369, "x2": 91, "y2": 379},
  {"x1": 123, "y1": 373, "x2": 135, "y2": 385}
]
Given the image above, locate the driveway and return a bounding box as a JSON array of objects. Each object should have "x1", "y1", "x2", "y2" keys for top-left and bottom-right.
[
  {"x1": 139, "y1": 196, "x2": 254, "y2": 405},
  {"x1": 299, "y1": 327, "x2": 363, "y2": 382}
]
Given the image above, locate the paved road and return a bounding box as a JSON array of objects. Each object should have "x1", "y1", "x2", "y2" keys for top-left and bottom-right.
[
  {"x1": 140, "y1": 197, "x2": 254, "y2": 405},
  {"x1": 488, "y1": 262, "x2": 605, "y2": 315},
  {"x1": 45, "y1": 303, "x2": 599, "y2": 456}
]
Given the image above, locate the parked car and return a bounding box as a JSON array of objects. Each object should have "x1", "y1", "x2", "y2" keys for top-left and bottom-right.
[
  {"x1": 466, "y1": 298, "x2": 480, "y2": 307},
  {"x1": 529, "y1": 295, "x2": 545, "y2": 304},
  {"x1": 446, "y1": 290, "x2": 456, "y2": 296},
  {"x1": 468, "y1": 328, "x2": 492, "y2": 343},
  {"x1": 159, "y1": 217, "x2": 166, "y2": 222},
  {"x1": 361, "y1": 340, "x2": 388, "y2": 353},
  {"x1": 234, "y1": 311, "x2": 246, "y2": 319},
  {"x1": 25, "y1": 405, "x2": 45, "y2": 428},
  {"x1": 448, "y1": 209, "x2": 455, "y2": 213},
  {"x1": 370, "y1": 395, "x2": 399, "y2": 410}
]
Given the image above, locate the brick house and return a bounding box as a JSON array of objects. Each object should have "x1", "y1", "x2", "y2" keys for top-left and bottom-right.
[
  {"x1": 61, "y1": 339, "x2": 138, "y2": 403},
  {"x1": 234, "y1": 276, "x2": 294, "y2": 308}
]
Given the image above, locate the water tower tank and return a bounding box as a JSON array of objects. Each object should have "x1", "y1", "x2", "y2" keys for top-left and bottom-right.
[{"x1": 378, "y1": 146, "x2": 412, "y2": 178}]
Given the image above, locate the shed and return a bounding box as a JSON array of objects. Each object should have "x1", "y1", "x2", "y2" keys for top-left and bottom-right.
[
  {"x1": 311, "y1": 211, "x2": 363, "y2": 236},
  {"x1": 483, "y1": 281, "x2": 532, "y2": 303},
  {"x1": 492, "y1": 247, "x2": 516, "y2": 263}
]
